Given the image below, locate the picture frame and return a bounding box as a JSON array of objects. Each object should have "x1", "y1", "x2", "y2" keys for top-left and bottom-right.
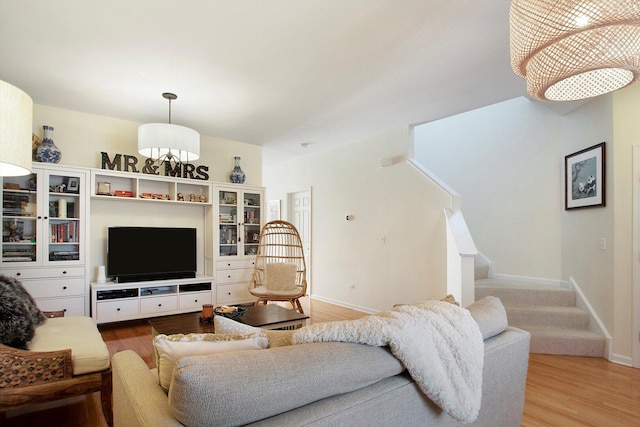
[
  {"x1": 66, "y1": 177, "x2": 80, "y2": 194},
  {"x1": 565, "y1": 142, "x2": 605, "y2": 210},
  {"x1": 268, "y1": 200, "x2": 281, "y2": 221}
]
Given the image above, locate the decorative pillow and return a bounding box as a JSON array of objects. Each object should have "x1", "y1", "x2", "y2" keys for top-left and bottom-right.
[
  {"x1": 153, "y1": 332, "x2": 268, "y2": 392},
  {"x1": 266, "y1": 262, "x2": 297, "y2": 291},
  {"x1": 214, "y1": 315, "x2": 296, "y2": 348},
  {"x1": 0, "y1": 275, "x2": 46, "y2": 349},
  {"x1": 466, "y1": 296, "x2": 508, "y2": 340}
]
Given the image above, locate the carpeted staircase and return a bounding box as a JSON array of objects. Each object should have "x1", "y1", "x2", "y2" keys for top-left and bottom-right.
[{"x1": 474, "y1": 258, "x2": 605, "y2": 357}]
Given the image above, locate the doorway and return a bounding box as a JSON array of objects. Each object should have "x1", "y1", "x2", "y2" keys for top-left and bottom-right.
[{"x1": 288, "y1": 188, "x2": 312, "y2": 295}]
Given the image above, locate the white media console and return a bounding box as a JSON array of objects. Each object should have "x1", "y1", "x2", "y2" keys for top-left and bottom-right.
[{"x1": 90, "y1": 276, "x2": 214, "y2": 324}]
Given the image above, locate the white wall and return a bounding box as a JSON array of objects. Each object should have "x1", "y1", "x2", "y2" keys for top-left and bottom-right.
[
  {"x1": 263, "y1": 128, "x2": 453, "y2": 312},
  {"x1": 33, "y1": 104, "x2": 262, "y2": 185},
  {"x1": 32, "y1": 104, "x2": 262, "y2": 280},
  {"x1": 611, "y1": 84, "x2": 640, "y2": 361},
  {"x1": 413, "y1": 97, "x2": 563, "y2": 279},
  {"x1": 560, "y1": 96, "x2": 615, "y2": 340}
]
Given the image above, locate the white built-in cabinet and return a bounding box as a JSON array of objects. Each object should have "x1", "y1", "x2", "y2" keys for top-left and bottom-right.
[
  {"x1": 90, "y1": 277, "x2": 214, "y2": 324},
  {"x1": 1, "y1": 163, "x2": 265, "y2": 322},
  {"x1": 0, "y1": 163, "x2": 89, "y2": 315},
  {"x1": 208, "y1": 185, "x2": 264, "y2": 306}
]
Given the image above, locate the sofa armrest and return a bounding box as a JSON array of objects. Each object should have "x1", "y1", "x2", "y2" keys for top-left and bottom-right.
[
  {"x1": 112, "y1": 350, "x2": 181, "y2": 427},
  {"x1": 0, "y1": 343, "x2": 72, "y2": 388}
]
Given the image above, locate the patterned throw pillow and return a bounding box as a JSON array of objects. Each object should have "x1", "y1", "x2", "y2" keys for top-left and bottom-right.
[
  {"x1": 0, "y1": 275, "x2": 46, "y2": 349},
  {"x1": 153, "y1": 332, "x2": 268, "y2": 392},
  {"x1": 213, "y1": 315, "x2": 296, "y2": 348}
]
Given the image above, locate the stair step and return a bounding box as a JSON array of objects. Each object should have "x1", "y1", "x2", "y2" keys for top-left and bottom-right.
[
  {"x1": 523, "y1": 326, "x2": 605, "y2": 357},
  {"x1": 506, "y1": 305, "x2": 589, "y2": 329},
  {"x1": 476, "y1": 280, "x2": 575, "y2": 307}
]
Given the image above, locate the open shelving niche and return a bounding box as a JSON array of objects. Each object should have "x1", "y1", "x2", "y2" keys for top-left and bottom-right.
[{"x1": 90, "y1": 169, "x2": 213, "y2": 205}]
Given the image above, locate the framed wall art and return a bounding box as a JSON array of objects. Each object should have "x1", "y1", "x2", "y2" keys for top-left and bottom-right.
[
  {"x1": 565, "y1": 142, "x2": 605, "y2": 210},
  {"x1": 268, "y1": 200, "x2": 281, "y2": 221}
]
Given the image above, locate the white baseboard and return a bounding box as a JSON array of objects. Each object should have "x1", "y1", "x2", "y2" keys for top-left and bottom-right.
[
  {"x1": 309, "y1": 294, "x2": 377, "y2": 315},
  {"x1": 569, "y1": 277, "x2": 614, "y2": 362},
  {"x1": 611, "y1": 353, "x2": 633, "y2": 367}
]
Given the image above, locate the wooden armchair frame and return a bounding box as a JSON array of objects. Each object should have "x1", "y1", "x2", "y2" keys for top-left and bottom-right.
[{"x1": 0, "y1": 342, "x2": 112, "y2": 425}]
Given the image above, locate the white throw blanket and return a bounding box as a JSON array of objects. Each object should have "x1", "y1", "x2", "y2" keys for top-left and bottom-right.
[{"x1": 292, "y1": 300, "x2": 484, "y2": 423}]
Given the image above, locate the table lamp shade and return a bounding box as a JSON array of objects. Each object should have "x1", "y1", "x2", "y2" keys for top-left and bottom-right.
[{"x1": 0, "y1": 80, "x2": 33, "y2": 176}]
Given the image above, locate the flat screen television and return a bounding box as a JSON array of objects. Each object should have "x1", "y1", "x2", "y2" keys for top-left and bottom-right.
[{"x1": 107, "y1": 226, "x2": 197, "y2": 283}]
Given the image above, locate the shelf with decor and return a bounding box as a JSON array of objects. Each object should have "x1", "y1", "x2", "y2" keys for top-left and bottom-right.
[{"x1": 90, "y1": 169, "x2": 212, "y2": 205}]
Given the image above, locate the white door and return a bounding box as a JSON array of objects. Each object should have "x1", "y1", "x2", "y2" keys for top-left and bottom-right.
[{"x1": 288, "y1": 189, "x2": 311, "y2": 295}]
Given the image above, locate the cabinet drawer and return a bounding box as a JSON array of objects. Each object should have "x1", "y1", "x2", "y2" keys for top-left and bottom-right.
[
  {"x1": 216, "y1": 259, "x2": 256, "y2": 270},
  {"x1": 217, "y1": 283, "x2": 253, "y2": 305},
  {"x1": 36, "y1": 296, "x2": 85, "y2": 316},
  {"x1": 97, "y1": 299, "x2": 139, "y2": 323},
  {"x1": 3, "y1": 266, "x2": 85, "y2": 280},
  {"x1": 179, "y1": 291, "x2": 212, "y2": 311},
  {"x1": 140, "y1": 295, "x2": 178, "y2": 315},
  {"x1": 216, "y1": 268, "x2": 253, "y2": 284},
  {"x1": 22, "y1": 277, "x2": 85, "y2": 298}
]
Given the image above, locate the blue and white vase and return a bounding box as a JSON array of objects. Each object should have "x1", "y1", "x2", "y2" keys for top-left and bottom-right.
[
  {"x1": 35, "y1": 125, "x2": 62, "y2": 163},
  {"x1": 229, "y1": 156, "x2": 246, "y2": 184}
]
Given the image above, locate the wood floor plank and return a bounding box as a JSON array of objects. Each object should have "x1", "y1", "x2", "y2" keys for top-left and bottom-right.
[{"x1": 3, "y1": 299, "x2": 639, "y2": 426}]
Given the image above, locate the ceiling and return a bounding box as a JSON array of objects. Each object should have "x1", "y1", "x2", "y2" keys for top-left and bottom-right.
[{"x1": 0, "y1": 0, "x2": 528, "y2": 165}]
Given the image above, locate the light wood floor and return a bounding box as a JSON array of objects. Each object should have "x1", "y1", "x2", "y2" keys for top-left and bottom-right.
[{"x1": 3, "y1": 298, "x2": 640, "y2": 426}]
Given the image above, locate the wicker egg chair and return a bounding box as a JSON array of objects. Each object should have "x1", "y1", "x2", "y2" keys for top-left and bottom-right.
[{"x1": 248, "y1": 220, "x2": 307, "y2": 313}]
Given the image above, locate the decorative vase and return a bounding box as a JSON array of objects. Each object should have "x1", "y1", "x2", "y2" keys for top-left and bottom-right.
[
  {"x1": 35, "y1": 125, "x2": 62, "y2": 163},
  {"x1": 229, "y1": 156, "x2": 246, "y2": 184}
]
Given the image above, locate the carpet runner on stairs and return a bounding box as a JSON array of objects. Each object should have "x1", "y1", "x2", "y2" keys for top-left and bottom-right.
[{"x1": 475, "y1": 278, "x2": 605, "y2": 357}]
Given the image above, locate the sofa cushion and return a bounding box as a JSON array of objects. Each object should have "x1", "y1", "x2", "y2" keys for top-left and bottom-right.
[
  {"x1": 213, "y1": 314, "x2": 295, "y2": 347},
  {"x1": 153, "y1": 332, "x2": 268, "y2": 392},
  {"x1": 467, "y1": 296, "x2": 508, "y2": 340},
  {"x1": 0, "y1": 275, "x2": 46, "y2": 349},
  {"x1": 168, "y1": 342, "x2": 405, "y2": 426},
  {"x1": 28, "y1": 316, "x2": 110, "y2": 375}
]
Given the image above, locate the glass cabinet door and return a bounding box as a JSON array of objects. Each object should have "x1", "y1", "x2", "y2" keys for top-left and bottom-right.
[
  {"x1": 218, "y1": 190, "x2": 238, "y2": 257},
  {"x1": 46, "y1": 172, "x2": 82, "y2": 264},
  {"x1": 1, "y1": 174, "x2": 38, "y2": 264},
  {"x1": 243, "y1": 192, "x2": 261, "y2": 256}
]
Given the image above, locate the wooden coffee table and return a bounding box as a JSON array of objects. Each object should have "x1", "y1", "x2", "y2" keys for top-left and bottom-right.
[{"x1": 149, "y1": 304, "x2": 309, "y2": 336}]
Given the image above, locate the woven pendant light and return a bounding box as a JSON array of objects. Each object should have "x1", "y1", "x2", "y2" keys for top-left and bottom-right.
[{"x1": 510, "y1": 0, "x2": 640, "y2": 101}]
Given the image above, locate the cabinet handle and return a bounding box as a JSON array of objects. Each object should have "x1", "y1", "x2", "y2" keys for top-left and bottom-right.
[
  {"x1": 63, "y1": 309, "x2": 67, "y2": 312},
  {"x1": 62, "y1": 271, "x2": 67, "y2": 275},
  {"x1": 227, "y1": 275, "x2": 231, "y2": 279},
  {"x1": 116, "y1": 308, "x2": 121, "y2": 311},
  {"x1": 16, "y1": 272, "x2": 21, "y2": 276},
  {"x1": 37, "y1": 216, "x2": 42, "y2": 219},
  {"x1": 62, "y1": 286, "x2": 67, "y2": 290},
  {"x1": 227, "y1": 263, "x2": 231, "y2": 267},
  {"x1": 158, "y1": 304, "x2": 162, "y2": 307},
  {"x1": 194, "y1": 299, "x2": 198, "y2": 303}
]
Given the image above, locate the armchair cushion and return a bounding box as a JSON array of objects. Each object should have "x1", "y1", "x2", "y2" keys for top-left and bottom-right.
[
  {"x1": 28, "y1": 316, "x2": 110, "y2": 375},
  {"x1": 266, "y1": 262, "x2": 298, "y2": 291},
  {"x1": 0, "y1": 275, "x2": 46, "y2": 349}
]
